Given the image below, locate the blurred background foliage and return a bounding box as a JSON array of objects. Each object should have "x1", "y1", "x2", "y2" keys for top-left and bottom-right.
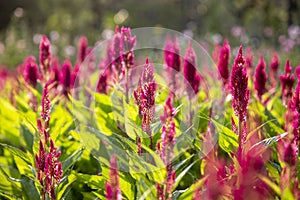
[{"x1": 0, "y1": 0, "x2": 299, "y2": 68}]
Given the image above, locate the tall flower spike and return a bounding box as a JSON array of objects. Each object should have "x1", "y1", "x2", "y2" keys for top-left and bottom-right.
[
  {"x1": 230, "y1": 45, "x2": 249, "y2": 123},
  {"x1": 270, "y1": 52, "x2": 279, "y2": 88},
  {"x1": 78, "y1": 36, "x2": 88, "y2": 63},
  {"x1": 39, "y1": 35, "x2": 51, "y2": 76},
  {"x1": 183, "y1": 43, "x2": 200, "y2": 97},
  {"x1": 280, "y1": 60, "x2": 294, "y2": 105},
  {"x1": 212, "y1": 43, "x2": 221, "y2": 64},
  {"x1": 254, "y1": 56, "x2": 267, "y2": 100},
  {"x1": 61, "y1": 60, "x2": 72, "y2": 97},
  {"x1": 164, "y1": 35, "x2": 173, "y2": 69},
  {"x1": 96, "y1": 71, "x2": 108, "y2": 94},
  {"x1": 160, "y1": 96, "x2": 176, "y2": 164},
  {"x1": 24, "y1": 56, "x2": 39, "y2": 88},
  {"x1": 217, "y1": 39, "x2": 230, "y2": 86},
  {"x1": 134, "y1": 58, "x2": 156, "y2": 148},
  {"x1": 41, "y1": 82, "x2": 51, "y2": 129},
  {"x1": 105, "y1": 155, "x2": 122, "y2": 200}
]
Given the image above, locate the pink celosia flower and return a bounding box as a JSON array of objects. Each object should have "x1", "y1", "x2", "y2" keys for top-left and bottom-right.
[
  {"x1": 41, "y1": 82, "x2": 51, "y2": 129},
  {"x1": 280, "y1": 60, "x2": 295, "y2": 105},
  {"x1": 183, "y1": 43, "x2": 201, "y2": 98},
  {"x1": 230, "y1": 46, "x2": 249, "y2": 123},
  {"x1": 217, "y1": 39, "x2": 230, "y2": 86},
  {"x1": 164, "y1": 36, "x2": 181, "y2": 72},
  {"x1": 254, "y1": 56, "x2": 268, "y2": 100},
  {"x1": 156, "y1": 182, "x2": 164, "y2": 200},
  {"x1": 160, "y1": 96, "x2": 176, "y2": 164},
  {"x1": 78, "y1": 36, "x2": 88, "y2": 63},
  {"x1": 105, "y1": 155, "x2": 122, "y2": 200},
  {"x1": 39, "y1": 35, "x2": 51, "y2": 75},
  {"x1": 24, "y1": 56, "x2": 39, "y2": 88},
  {"x1": 270, "y1": 52, "x2": 279, "y2": 88},
  {"x1": 61, "y1": 60, "x2": 72, "y2": 97},
  {"x1": 212, "y1": 43, "x2": 221, "y2": 64},
  {"x1": 96, "y1": 71, "x2": 108, "y2": 94}
]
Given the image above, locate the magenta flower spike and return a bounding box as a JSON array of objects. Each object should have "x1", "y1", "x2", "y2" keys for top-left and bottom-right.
[
  {"x1": 156, "y1": 182, "x2": 164, "y2": 200},
  {"x1": 134, "y1": 58, "x2": 156, "y2": 148},
  {"x1": 164, "y1": 35, "x2": 174, "y2": 69},
  {"x1": 50, "y1": 60, "x2": 61, "y2": 89},
  {"x1": 78, "y1": 36, "x2": 88, "y2": 63},
  {"x1": 24, "y1": 56, "x2": 39, "y2": 88},
  {"x1": 41, "y1": 82, "x2": 51, "y2": 129},
  {"x1": 254, "y1": 56, "x2": 267, "y2": 100},
  {"x1": 96, "y1": 71, "x2": 108, "y2": 94},
  {"x1": 61, "y1": 60, "x2": 72, "y2": 97},
  {"x1": 245, "y1": 47, "x2": 253, "y2": 70},
  {"x1": 105, "y1": 155, "x2": 122, "y2": 200},
  {"x1": 230, "y1": 46, "x2": 249, "y2": 123},
  {"x1": 212, "y1": 43, "x2": 221, "y2": 64},
  {"x1": 39, "y1": 35, "x2": 51, "y2": 75},
  {"x1": 280, "y1": 60, "x2": 295, "y2": 105},
  {"x1": 270, "y1": 52, "x2": 279, "y2": 88},
  {"x1": 183, "y1": 43, "x2": 200, "y2": 97},
  {"x1": 160, "y1": 96, "x2": 176, "y2": 164},
  {"x1": 172, "y1": 36, "x2": 181, "y2": 72},
  {"x1": 217, "y1": 39, "x2": 230, "y2": 86}
]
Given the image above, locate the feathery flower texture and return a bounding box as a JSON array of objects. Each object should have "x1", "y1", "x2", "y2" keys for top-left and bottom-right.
[
  {"x1": 183, "y1": 43, "x2": 201, "y2": 97},
  {"x1": 280, "y1": 60, "x2": 295, "y2": 105},
  {"x1": 134, "y1": 58, "x2": 156, "y2": 138},
  {"x1": 39, "y1": 35, "x2": 51, "y2": 76},
  {"x1": 230, "y1": 46, "x2": 249, "y2": 123},
  {"x1": 105, "y1": 155, "x2": 122, "y2": 200},
  {"x1": 35, "y1": 83, "x2": 62, "y2": 200},
  {"x1": 24, "y1": 56, "x2": 39, "y2": 88},
  {"x1": 254, "y1": 56, "x2": 267, "y2": 100},
  {"x1": 217, "y1": 39, "x2": 230, "y2": 86}
]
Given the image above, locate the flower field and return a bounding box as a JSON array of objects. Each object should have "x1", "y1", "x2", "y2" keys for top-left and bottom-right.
[{"x1": 0, "y1": 26, "x2": 299, "y2": 200}]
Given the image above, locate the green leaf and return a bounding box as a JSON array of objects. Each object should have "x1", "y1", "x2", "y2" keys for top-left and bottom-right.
[
  {"x1": 20, "y1": 176, "x2": 40, "y2": 200},
  {"x1": 57, "y1": 172, "x2": 77, "y2": 200},
  {"x1": 62, "y1": 148, "x2": 84, "y2": 174},
  {"x1": 0, "y1": 143, "x2": 31, "y2": 164}
]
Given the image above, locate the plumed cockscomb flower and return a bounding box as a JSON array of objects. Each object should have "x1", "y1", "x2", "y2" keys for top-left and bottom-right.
[
  {"x1": 121, "y1": 27, "x2": 136, "y2": 57},
  {"x1": 105, "y1": 155, "x2": 122, "y2": 200},
  {"x1": 280, "y1": 60, "x2": 294, "y2": 105},
  {"x1": 164, "y1": 36, "x2": 181, "y2": 72},
  {"x1": 254, "y1": 56, "x2": 268, "y2": 100},
  {"x1": 61, "y1": 60, "x2": 72, "y2": 97},
  {"x1": 134, "y1": 58, "x2": 156, "y2": 148},
  {"x1": 39, "y1": 35, "x2": 51, "y2": 75},
  {"x1": 230, "y1": 46, "x2": 249, "y2": 122},
  {"x1": 41, "y1": 82, "x2": 51, "y2": 129},
  {"x1": 212, "y1": 43, "x2": 221, "y2": 64},
  {"x1": 160, "y1": 96, "x2": 176, "y2": 164},
  {"x1": 156, "y1": 182, "x2": 164, "y2": 200},
  {"x1": 50, "y1": 60, "x2": 61, "y2": 89},
  {"x1": 217, "y1": 39, "x2": 230, "y2": 86},
  {"x1": 245, "y1": 47, "x2": 253, "y2": 70},
  {"x1": 96, "y1": 71, "x2": 108, "y2": 94},
  {"x1": 24, "y1": 56, "x2": 39, "y2": 88},
  {"x1": 270, "y1": 52, "x2": 279, "y2": 88},
  {"x1": 35, "y1": 139, "x2": 62, "y2": 200},
  {"x1": 184, "y1": 43, "x2": 201, "y2": 98},
  {"x1": 78, "y1": 36, "x2": 88, "y2": 63}
]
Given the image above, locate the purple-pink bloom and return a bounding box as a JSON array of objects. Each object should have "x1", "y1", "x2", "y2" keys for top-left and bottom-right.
[
  {"x1": 230, "y1": 46, "x2": 249, "y2": 122},
  {"x1": 105, "y1": 155, "x2": 122, "y2": 200},
  {"x1": 41, "y1": 82, "x2": 51, "y2": 129},
  {"x1": 160, "y1": 96, "x2": 176, "y2": 164},
  {"x1": 156, "y1": 182, "x2": 164, "y2": 200},
  {"x1": 254, "y1": 56, "x2": 268, "y2": 100},
  {"x1": 280, "y1": 60, "x2": 294, "y2": 104},
  {"x1": 39, "y1": 35, "x2": 51, "y2": 74},
  {"x1": 183, "y1": 43, "x2": 201, "y2": 97},
  {"x1": 164, "y1": 36, "x2": 181, "y2": 72},
  {"x1": 96, "y1": 71, "x2": 108, "y2": 94},
  {"x1": 217, "y1": 39, "x2": 230, "y2": 85},
  {"x1": 270, "y1": 52, "x2": 279, "y2": 88},
  {"x1": 78, "y1": 36, "x2": 88, "y2": 63},
  {"x1": 61, "y1": 60, "x2": 72, "y2": 97},
  {"x1": 24, "y1": 56, "x2": 39, "y2": 88}
]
